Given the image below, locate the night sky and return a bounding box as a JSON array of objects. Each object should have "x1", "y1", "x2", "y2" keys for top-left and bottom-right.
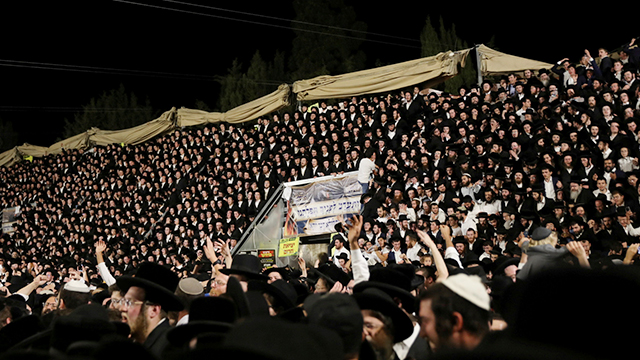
[{"x1": 1, "y1": 1, "x2": 635, "y2": 147}]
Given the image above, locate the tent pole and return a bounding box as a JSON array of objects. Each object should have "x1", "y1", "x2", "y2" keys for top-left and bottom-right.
[{"x1": 475, "y1": 44, "x2": 483, "y2": 87}]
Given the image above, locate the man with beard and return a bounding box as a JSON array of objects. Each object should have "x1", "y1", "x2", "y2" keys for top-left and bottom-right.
[
  {"x1": 569, "y1": 220, "x2": 598, "y2": 258},
  {"x1": 209, "y1": 269, "x2": 230, "y2": 297},
  {"x1": 566, "y1": 177, "x2": 594, "y2": 206},
  {"x1": 477, "y1": 188, "x2": 500, "y2": 215},
  {"x1": 527, "y1": 184, "x2": 555, "y2": 214},
  {"x1": 457, "y1": 205, "x2": 477, "y2": 235},
  {"x1": 418, "y1": 274, "x2": 491, "y2": 352},
  {"x1": 603, "y1": 158, "x2": 626, "y2": 189},
  {"x1": 610, "y1": 189, "x2": 640, "y2": 219},
  {"x1": 510, "y1": 169, "x2": 527, "y2": 192},
  {"x1": 497, "y1": 187, "x2": 516, "y2": 213},
  {"x1": 433, "y1": 180, "x2": 454, "y2": 210},
  {"x1": 593, "y1": 211, "x2": 627, "y2": 257},
  {"x1": 460, "y1": 173, "x2": 482, "y2": 202},
  {"x1": 356, "y1": 287, "x2": 414, "y2": 360},
  {"x1": 538, "y1": 69, "x2": 552, "y2": 88},
  {"x1": 117, "y1": 262, "x2": 184, "y2": 358},
  {"x1": 41, "y1": 294, "x2": 59, "y2": 316}
]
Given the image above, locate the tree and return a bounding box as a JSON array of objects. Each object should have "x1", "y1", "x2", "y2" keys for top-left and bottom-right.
[
  {"x1": 420, "y1": 16, "x2": 477, "y2": 93},
  {"x1": 217, "y1": 58, "x2": 249, "y2": 112},
  {"x1": 0, "y1": 118, "x2": 18, "y2": 151},
  {"x1": 62, "y1": 84, "x2": 155, "y2": 139},
  {"x1": 217, "y1": 51, "x2": 289, "y2": 112},
  {"x1": 246, "y1": 51, "x2": 270, "y2": 103},
  {"x1": 289, "y1": 0, "x2": 367, "y2": 80}
]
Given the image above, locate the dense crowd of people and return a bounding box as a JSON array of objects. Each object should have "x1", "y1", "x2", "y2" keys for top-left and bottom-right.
[{"x1": 2, "y1": 42, "x2": 640, "y2": 360}]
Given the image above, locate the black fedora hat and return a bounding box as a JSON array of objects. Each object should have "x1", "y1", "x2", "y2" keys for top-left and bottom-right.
[
  {"x1": 352, "y1": 287, "x2": 414, "y2": 343},
  {"x1": 354, "y1": 267, "x2": 417, "y2": 314},
  {"x1": 0, "y1": 315, "x2": 44, "y2": 353},
  {"x1": 262, "y1": 266, "x2": 291, "y2": 281},
  {"x1": 220, "y1": 254, "x2": 268, "y2": 281},
  {"x1": 221, "y1": 317, "x2": 344, "y2": 360},
  {"x1": 248, "y1": 279, "x2": 297, "y2": 311},
  {"x1": 224, "y1": 275, "x2": 270, "y2": 319},
  {"x1": 313, "y1": 263, "x2": 352, "y2": 287},
  {"x1": 166, "y1": 296, "x2": 237, "y2": 348},
  {"x1": 50, "y1": 304, "x2": 126, "y2": 353},
  {"x1": 493, "y1": 257, "x2": 521, "y2": 277},
  {"x1": 116, "y1": 262, "x2": 184, "y2": 311}
]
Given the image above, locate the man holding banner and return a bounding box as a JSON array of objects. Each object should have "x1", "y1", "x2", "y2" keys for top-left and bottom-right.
[{"x1": 358, "y1": 149, "x2": 378, "y2": 194}]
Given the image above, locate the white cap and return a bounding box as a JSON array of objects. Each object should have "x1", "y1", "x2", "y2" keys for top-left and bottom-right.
[
  {"x1": 64, "y1": 280, "x2": 90, "y2": 293},
  {"x1": 440, "y1": 274, "x2": 490, "y2": 311}
]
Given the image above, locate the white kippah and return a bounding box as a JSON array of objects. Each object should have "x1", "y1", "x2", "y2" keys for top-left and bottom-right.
[
  {"x1": 64, "y1": 280, "x2": 90, "y2": 294},
  {"x1": 440, "y1": 274, "x2": 490, "y2": 311}
]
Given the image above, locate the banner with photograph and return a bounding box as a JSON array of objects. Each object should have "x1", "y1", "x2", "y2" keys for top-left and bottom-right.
[
  {"x1": 2, "y1": 206, "x2": 20, "y2": 234},
  {"x1": 283, "y1": 172, "x2": 363, "y2": 237}
]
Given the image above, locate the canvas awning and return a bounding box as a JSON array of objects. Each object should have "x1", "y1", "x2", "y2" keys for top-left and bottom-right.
[
  {"x1": 476, "y1": 44, "x2": 554, "y2": 77},
  {"x1": 292, "y1": 49, "x2": 471, "y2": 102},
  {"x1": 177, "y1": 84, "x2": 291, "y2": 127}
]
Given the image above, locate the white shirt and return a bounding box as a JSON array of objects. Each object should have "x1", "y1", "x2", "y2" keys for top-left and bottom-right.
[
  {"x1": 593, "y1": 189, "x2": 611, "y2": 200},
  {"x1": 97, "y1": 262, "x2": 117, "y2": 287},
  {"x1": 350, "y1": 249, "x2": 370, "y2": 285},
  {"x1": 444, "y1": 246, "x2": 463, "y2": 268},
  {"x1": 394, "y1": 323, "x2": 421, "y2": 360},
  {"x1": 461, "y1": 216, "x2": 477, "y2": 235},
  {"x1": 358, "y1": 158, "x2": 376, "y2": 183},
  {"x1": 406, "y1": 243, "x2": 422, "y2": 262},
  {"x1": 332, "y1": 246, "x2": 350, "y2": 267},
  {"x1": 176, "y1": 314, "x2": 189, "y2": 326},
  {"x1": 543, "y1": 178, "x2": 556, "y2": 200}
]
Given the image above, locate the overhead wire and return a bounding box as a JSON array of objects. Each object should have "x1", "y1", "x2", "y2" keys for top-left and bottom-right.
[
  {"x1": 162, "y1": 0, "x2": 421, "y2": 43},
  {"x1": 0, "y1": 106, "x2": 153, "y2": 113},
  {"x1": 0, "y1": 59, "x2": 285, "y2": 86},
  {"x1": 0, "y1": 59, "x2": 214, "y2": 81},
  {"x1": 113, "y1": 0, "x2": 421, "y2": 50}
]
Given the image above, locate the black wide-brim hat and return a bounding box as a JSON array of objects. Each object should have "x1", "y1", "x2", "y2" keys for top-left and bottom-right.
[
  {"x1": 353, "y1": 287, "x2": 414, "y2": 343},
  {"x1": 168, "y1": 321, "x2": 233, "y2": 348},
  {"x1": 116, "y1": 262, "x2": 184, "y2": 312},
  {"x1": 220, "y1": 254, "x2": 268, "y2": 281},
  {"x1": 167, "y1": 297, "x2": 237, "y2": 347},
  {"x1": 0, "y1": 315, "x2": 44, "y2": 353},
  {"x1": 354, "y1": 266, "x2": 417, "y2": 313},
  {"x1": 262, "y1": 266, "x2": 291, "y2": 281},
  {"x1": 221, "y1": 317, "x2": 345, "y2": 360},
  {"x1": 493, "y1": 257, "x2": 521, "y2": 277},
  {"x1": 353, "y1": 280, "x2": 416, "y2": 314},
  {"x1": 248, "y1": 279, "x2": 297, "y2": 311}
]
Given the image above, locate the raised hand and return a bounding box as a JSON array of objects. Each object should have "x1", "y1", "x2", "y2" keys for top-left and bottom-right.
[
  {"x1": 343, "y1": 215, "x2": 363, "y2": 250},
  {"x1": 416, "y1": 229, "x2": 436, "y2": 248},
  {"x1": 203, "y1": 237, "x2": 218, "y2": 263},
  {"x1": 216, "y1": 239, "x2": 231, "y2": 258},
  {"x1": 624, "y1": 243, "x2": 639, "y2": 265},
  {"x1": 439, "y1": 224, "x2": 451, "y2": 239},
  {"x1": 95, "y1": 240, "x2": 107, "y2": 254}
]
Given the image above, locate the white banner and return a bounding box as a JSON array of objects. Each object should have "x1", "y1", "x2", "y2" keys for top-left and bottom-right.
[
  {"x1": 2, "y1": 206, "x2": 20, "y2": 234},
  {"x1": 292, "y1": 196, "x2": 362, "y2": 221},
  {"x1": 300, "y1": 217, "x2": 344, "y2": 236}
]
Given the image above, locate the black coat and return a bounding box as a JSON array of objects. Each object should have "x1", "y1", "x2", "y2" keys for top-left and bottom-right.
[{"x1": 143, "y1": 318, "x2": 172, "y2": 358}]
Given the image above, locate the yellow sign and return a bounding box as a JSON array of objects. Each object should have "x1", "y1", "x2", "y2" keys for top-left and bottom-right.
[{"x1": 278, "y1": 237, "x2": 300, "y2": 257}]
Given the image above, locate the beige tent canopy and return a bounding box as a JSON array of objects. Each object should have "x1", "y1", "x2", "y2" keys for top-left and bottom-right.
[
  {"x1": 476, "y1": 44, "x2": 554, "y2": 78},
  {"x1": 0, "y1": 45, "x2": 555, "y2": 167},
  {"x1": 176, "y1": 84, "x2": 291, "y2": 127},
  {"x1": 293, "y1": 49, "x2": 471, "y2": 102},
  {"x1": 0, "y1": 108, "x2": 178, "y2": 167}
]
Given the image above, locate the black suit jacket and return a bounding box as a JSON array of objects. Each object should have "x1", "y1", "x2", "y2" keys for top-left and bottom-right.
[
  {"x1": 144, "y1": 318, "x2": 172, "y2": 358},
  {"x1": 299, "y1": 166, "x2": 312, "y2": 180}
]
